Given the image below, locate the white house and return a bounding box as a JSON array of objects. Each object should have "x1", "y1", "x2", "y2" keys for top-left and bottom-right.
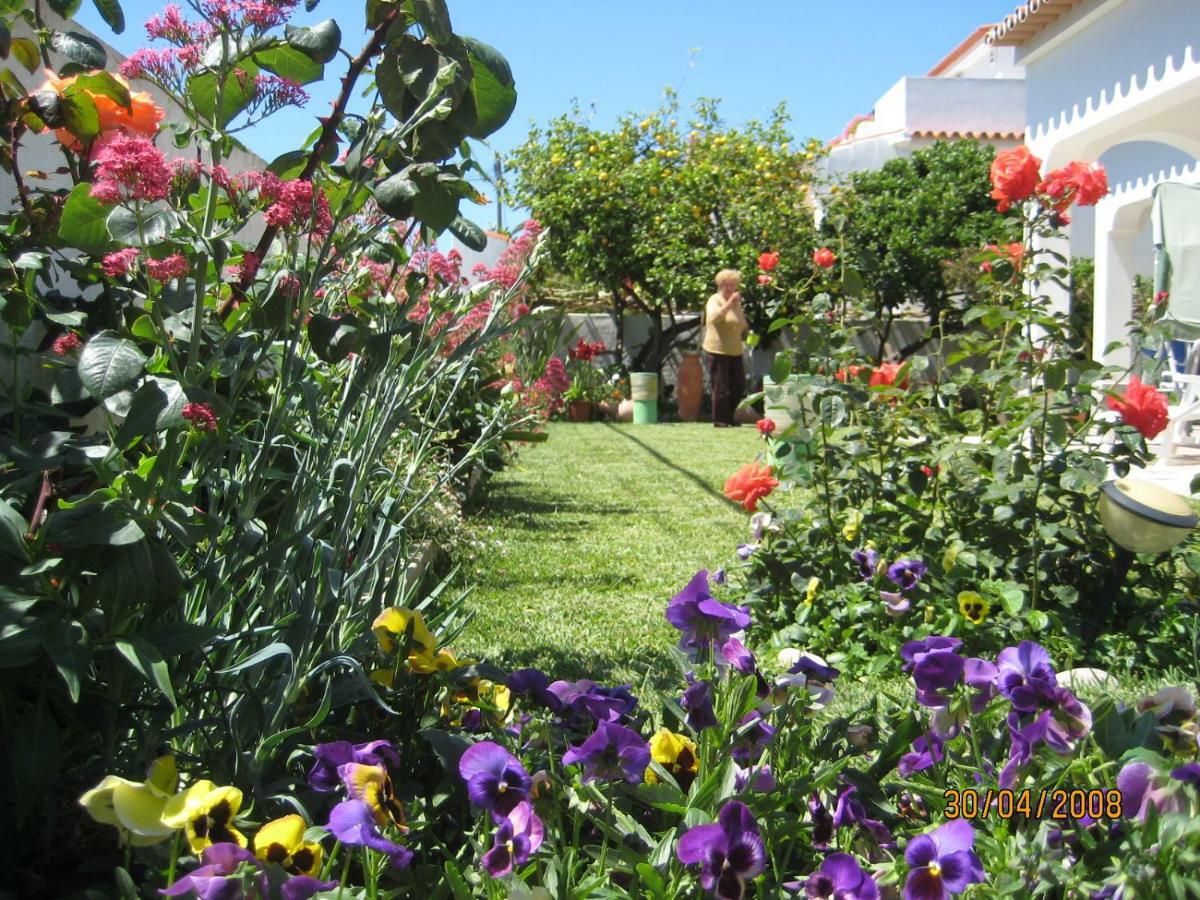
[
  {"x1": 989, "y1": 0, "x2": 1200, "y2": 367},
  {"x1": 823, "y1": 24, "x2": 1027, "y2": 181}
]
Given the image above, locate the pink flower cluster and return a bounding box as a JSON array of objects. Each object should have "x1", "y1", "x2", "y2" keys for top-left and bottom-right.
[
  {"x1": 182, "y1": 401, "x2": 219, "y2": 432},
  {"x1": 119, "y1": 46, "x2": 203, "y2": 89},
  {"x1": 474, "y1": 220, "x2": 542, "y2": 291},
  {"x1": 145, "y1": 5, "x2": 211, "y2": 44},
  {"x1": 102, "y1": 248, "x2": 141, "y2": 277},
  {"x1": 146, "y1": 254, "x2": 189, "y2": 282},
  {"x1": 445, "y1": 301, "x2": 493, "y2": 351},
  {"x1": 90, "y1": 133, "x2": 173, "y2": 205},
  {"x1": 52, "y1": 333, "x2": 82, "y2": 356},
  {"x1": 260, "y1": 174, "x2": 332, "y2": 236}
]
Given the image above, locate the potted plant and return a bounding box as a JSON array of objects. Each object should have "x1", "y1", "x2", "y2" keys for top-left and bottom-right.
[{"x1": 565, "y1": 338, "x2": 607, "y2": 422}]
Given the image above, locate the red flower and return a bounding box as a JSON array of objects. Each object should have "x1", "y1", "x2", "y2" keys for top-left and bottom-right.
[
  {"x1": 989, "y1": 145, "x2": 1043, "y2": 213},
  {"x1": 145, "y1": 254, "x2": 189, "y2": 282},
  {"x1": 1106, "y1": 375, "x2": 1168, "y2": 439},
  {"x1": 1155, "y1": 291, "x2": 1170, "y2": 306},
  {"x1": 869, "y1": 362, "x2": 908, "y2": 389},
  {"x1": 723, "y1": 462, "x2": 779, "y2": 513},
  {"x1": 813, "y1": 247, "x2": 837, "y2": 269},
  {"x1": 101, "y1": 247, "x2": 140, "y2": 278},
  {"x1": 835, "y1": 365, "x2": 865, "y2": 383},
  {"x1": 757, "y1": 274, "x2": 773, "y2": 286},
  {"x1": 52, "y1": 333, "x2": 82, "y2": 356},
  {"x1": 756, "y1": 418, "x2": 776, "y2": 436},
  {"x1": 1038, "y1": 161, "x2": 1108, "y2": 210},
  {"x1": 758, "y1": 251, "x2": 780, "y2": 272},
  {"x1": 921, "y1": 464, "x2": 938, "y2": 478},
  {"x1": 182, "y1": 402, "x2": 218, "y2": 432}
]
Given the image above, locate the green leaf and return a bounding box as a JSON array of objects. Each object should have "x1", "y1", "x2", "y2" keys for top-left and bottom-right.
[
  {"x1": 419, "y1": 727, "x2": 471, "y2": 772},
  {"x1": 307, "y1": 313, "x2": 366, "y2": 363},
  {"x1": 43, "y1": 619, "x2": 89, "y2": 703},
  {"x1": 219, "y1": 641, "x2": 293, "y2": 675},
  {"x1": 91, "y1": 0, "x2": 126, "y2": 34},
  {"x1": 447, "y1": 214, "x2": 486, "y2": 251},
  {"x1": 284, "y1": 18, "x2": 340, "y2": 63},
  {"x1": 106, "y1": 206, "x2": 175, "y2": 245},
  {"x1": 50, "y1": 30, "x2": 107, "y2": 69},
  {"x1": 374, "y1": 170, "x2": 419, "y2": 219},
  {"x1": 69, "y1": 70, "x2": 131, "y2": 111},
  {"x1": 442, "y1": 861, "x2": 472, "y2": 900},
  {"x1": 78, "y1": 331, "x2": 146, "y2": 399},
  {"x1": 0, "y1": 498, "x2": 30, "y2": 561},
  {"x1": 459, "y1": 37, "x2": 516, "y2": 139},
  {"x1": 0, "y1": 22, "x2": 10, "y2": 60},
  {"x1": 115, "y1": 636, "x2": 177, "y2": 707},
  {"x1": 48, "y1": 0, "x2": 83, "y2": 18},
  {"x1": 12, "y1": 38, "x2": 40, "y2": 72},
  {"x1": 59, "y1": 91, "x2": 100, "y2": 141},
  {"x1": 253, "y1": 42, "x2": 323, "y2": 85},
  {"x1": 57, "y1": 183, "x2": 112, "y2": 254},
  {"x1": 138, "y1": 622, "x2": 220, "y2": 656},
  {"x1": 405, "y1": 0, "x2": 451, "y2": 44},
  {"x1": 115, "y1": 377, "x2": 186, "y2": 446},
  {"x1": 188, "y1": 60, "x2": 260, "y2": 127},
  {"x1": 42, "y1": 501, "x2": 145, "y2": 547}
]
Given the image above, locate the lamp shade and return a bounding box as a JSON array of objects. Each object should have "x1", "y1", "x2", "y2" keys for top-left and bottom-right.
[{"x1": 1098, "y1": 478, "x2": 1197, "y2": 553}]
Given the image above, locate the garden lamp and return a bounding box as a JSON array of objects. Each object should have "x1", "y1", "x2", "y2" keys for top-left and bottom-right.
[{"x1": 1087, "y1": 478, "x2": 1197, "y2": 643}]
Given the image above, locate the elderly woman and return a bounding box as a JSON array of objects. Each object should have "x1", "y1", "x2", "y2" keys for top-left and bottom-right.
[{"x1": 703, "y1": 269, "x2": 749, "y2": 427}]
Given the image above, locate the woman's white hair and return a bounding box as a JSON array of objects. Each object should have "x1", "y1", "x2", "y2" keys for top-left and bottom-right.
[{"x1": 715, "y1": 268, "x2": 741, "y2": 287}]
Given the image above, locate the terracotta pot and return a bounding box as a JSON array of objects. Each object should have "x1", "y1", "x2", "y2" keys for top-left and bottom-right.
[
  {"x1": 568, "y1": 400, "x2": 593, "y2": 422},
  {"x1": 676, "y1": 353, "x2": 703, "y2": 421}
]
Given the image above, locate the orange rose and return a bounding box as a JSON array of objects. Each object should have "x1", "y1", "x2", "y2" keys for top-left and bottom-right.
[
  {"x1": 35, "y1": 70, "x2": 163, "y2": 151},
  {"x1": 989, "y1": 145, "x2": 1042, "y2": 213},
  {"x1": 1037, "y1": 160, "x2": 1108, "y2": 211},
  {"x1": 723, "y1": 462, "x2": 779, "y2": 513}
]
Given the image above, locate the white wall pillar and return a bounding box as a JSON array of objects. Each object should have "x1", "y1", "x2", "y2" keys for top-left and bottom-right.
[{"x1": 1093, "y1": 223, "x2": 1139, "y2": 367}]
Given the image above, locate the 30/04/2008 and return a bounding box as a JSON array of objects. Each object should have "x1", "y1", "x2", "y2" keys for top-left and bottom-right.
[{"x1": 943, "y1": 788, "x2": 1123, "y2": 821}]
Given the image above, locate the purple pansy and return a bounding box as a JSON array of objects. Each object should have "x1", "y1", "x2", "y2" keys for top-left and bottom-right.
[
  {"x1": 903, "y1": 819, "x2": 985, "y2": 900},
  {"x1": 547, "y1": 679, "x2": 638, "y2": 724},
  {"x1": 1172, "y1": 763, "x2": 1200, "y2": 785},
  {"x1": 887, "y1": 559, "x2": 928, "y2": 592},
  {"x1": 1042, "y1": 687, "x2": 1092, "y2": 753},
  {"x1": 308, "y1": 740, "x2": 399, "y2": 793},
  {"x1": 731, "y1": 712, "x2": 777, "y2": 766},
  {"x1": 1117, "y1": 761, "x2": 1192, "y2": 822},
  {"x1": 832, "y1": 784, "x2": 894, "y2": 847},
  {"x1": 722, "y1": 637, "x2": 757, "y2": 675},
  {"x1": 161, "y1": 843, "x2": 262, "y2": 899},
  {"x1": 458, "y1": 741, "x2": 532, "y2": 818},
  {"x1": 788, "y1": 652, "x2": 840, "y2": 683},
  {"x1": 682, "y1": 678, "x2": 719, "y2": 731},
  {"x1": 881, "y1": 591, "x2": 911, "y2": 617},
  {"x1": 899, "y1": 733, "x2": 946, "y2": 776},
  {"x1": 665, "y1": 571, "x2": 752, "y2": 652},
  {"x1": 809, "y1": 793, "x2": 834, "y2": 850},
  {"x1": 506, "y1": 668, "x2": 563, "y2": 713},
  {"x1": 561, "y1": 721, "x2": 650, "y2": 784},
  {"x1": 900, "y1": 637, "x2": 962, "y2": 673},
  {"x1": 711, "y1": 567, "x2": 727, "y2": 586},
  {"x1": 736, "y1": 544, "x2": 757, "y2": 560},
  {"x1": 735, "y1": 764, "x2": 776, "y2": 793},
  {"x1": 281, "y1": 877, "x2": 341, "y2": 900},
  {"x1": 800, "y1": 852, "x2": 880, "y2": 899},
  {"x1": 995, "y1": 641, "x2": 1059, "y2": 713},
  {"x1": 326, "y1": 799, "x2": 413, "y2": 868},
  {"x1": 852, "y1": 548, "x2": 879, "y2": 581},
  {"x1": 912, "y1": 649, "x2": 965, "y2": 708},
  {"x1": 480, "y1": 801, "x2": 544, "y2": 877},
  {"x1": 999, "y1": 710, "x2": 1049, "y2": 790},
  {"x1": 677, "y1": 801, "x2": 766, "y2": 900}
]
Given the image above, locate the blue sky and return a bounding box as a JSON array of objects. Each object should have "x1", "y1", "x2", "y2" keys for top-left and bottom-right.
[{"x1": 77, "y1": 0, "x2": 1018, "y2": 218}]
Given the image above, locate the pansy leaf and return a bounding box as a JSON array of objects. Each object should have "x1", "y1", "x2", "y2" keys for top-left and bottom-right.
[
  {"x1": 50, "y1": 30, "x2": 107, "y2": 70},
  {"x1": 419, "y1": 727, "x2": 470, "y2": 772},
  {"x1": 115, "y1": 635, "x2": 177, "y2": 707},
  {"x1": 78, "y1": 331, "x2": 146, "y2": 399}
]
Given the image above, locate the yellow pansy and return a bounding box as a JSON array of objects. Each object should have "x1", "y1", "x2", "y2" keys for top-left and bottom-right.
[
  {"x1": 253, "y1": 814, "x2": 323, "y2": 876},
  {"x1": 78, "y1": 755, "x2": 179, "y2": 846},
  {"x1": 341, "y1": 763, "x2": 405, "y2": 829},
  {"x1": 842, "y1": 510, "x2": 863, "y2": 542},
  {"x1": 161, "y1": 780, "x2": 247, "y2": 852},
  {"x1": 645, "y1": 729, "x2": 699, "y2": 784},
  {"x1": 958, "y1": 591, "x2": 990, "y2": 625},
  {"x1": 410, "y1": 647, "x2": 473, "y2": 675},
  {"x1": 372, "y1": 607, "x2": 436, "y2": 655},
  {"x1": 942, "y1": 542, "x2": 963, "y2": 573},
  {"x1": 805, "y1": 577, "x2": 820, "y2": 607}
]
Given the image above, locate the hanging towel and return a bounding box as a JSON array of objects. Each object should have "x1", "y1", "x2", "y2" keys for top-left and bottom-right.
[{"x1": 1152, "y1": 182, "x2": 1200, "y2": 344}]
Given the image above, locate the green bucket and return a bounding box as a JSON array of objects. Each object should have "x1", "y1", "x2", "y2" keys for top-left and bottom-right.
[{"x1": 631, "y1": 372, "x2": 659, "y2": 424}]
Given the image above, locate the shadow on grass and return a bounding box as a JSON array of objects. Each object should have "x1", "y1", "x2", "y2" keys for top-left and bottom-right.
[
  {"x1": 602, "y1": 422, "x2": 738, "y2": 510},
  {"x1": 480, "y1": 481, "x2": 639, "y2": 524},
  {"x1": 483, "y1": 641, "x2": 683, "y2": 695}
]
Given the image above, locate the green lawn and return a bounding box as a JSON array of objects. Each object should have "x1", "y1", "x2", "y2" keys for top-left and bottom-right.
[{"x1": 457, "y1": 421, "x2": 764, "y2": 691}]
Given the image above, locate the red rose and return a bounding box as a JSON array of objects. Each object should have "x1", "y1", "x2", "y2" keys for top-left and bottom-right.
[
  {"x1": 756, "y1": 418, "x2": 776, "y2": 436},
  {"x1": 758, "y1": 274, "x2": 773, "y2": 286},
  {"x1": 813, "y1": 247, "x2": 837, "y2": 269},
  {"x1": 723, "y1": 462, "x2": 779, "y2": 513},
  {"x1": 1106, "y1": 375, "x2": 1168, "y2": 439},
  {"x1": 758, "y1": 251, "x2": 780, "y2": 272},
  {"x1": 989, "y1": 145, "x2": 1043, "y2": 213},
  {"x1": 1038, "y1": 160, "x2": 1108, "y2": 210},
  {"x1": 1155, "y1": 291, "x2": 1170, "y2": 306},
  {"x1": 869, "y1": 362, "x2": 908, "y2": 389},
  {"x1": 835, "y1": 364, "x2": 865, "y2": 383},
  {"x1": 921, "y1": 464, "x2": 936, "y2": 478}
]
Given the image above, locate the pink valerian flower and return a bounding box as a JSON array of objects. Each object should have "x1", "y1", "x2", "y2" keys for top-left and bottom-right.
[
  {"x1": 277, "y1": 274, "x2": 302, "y2": 299},
  {"x1": 102, "y1": 247, "x2": 141, "y2": 277},
  {"x1": 52, "y1": 333, "x2": 83, "y2": 355},
  {"x1": 119, "y1": 46, "x2": 203, "y2": 89},
  {"x1": 90, "y1": 133, "x2": 172, "y2": 205},
  {"x1": 259, "y1": 175, "x2": 332, "y2": 236},
  {"x1": 226, "y1": 251, "x2": 261, "y2": 285},
  {"x1": 406, "y1": 293, "x2": 432, "y2": 324},
  {"x1": 170, "y1": 158, "x2": 202, "y2": 191},
  {"x1": 474, "y1": 220, "x2": 542, "y2": 291},
  {"x1": 182, "y1": 402, "x2": 218, "y2": 431},
  {"x1": 144, "y1": 5, "x2": 211, "y2": 44},
  {"x1": 510, "y1": 302, "x2": 530, "y2": 320},
  {"x1": 146, "y1": 254, "x2": 190, "y2": 282},
  {"x1": 445, "y1": 301, "x2": 494, "y2": 351},
  {"x1": 253, "y1": 74, "x2": 310, "y2": 117}
]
